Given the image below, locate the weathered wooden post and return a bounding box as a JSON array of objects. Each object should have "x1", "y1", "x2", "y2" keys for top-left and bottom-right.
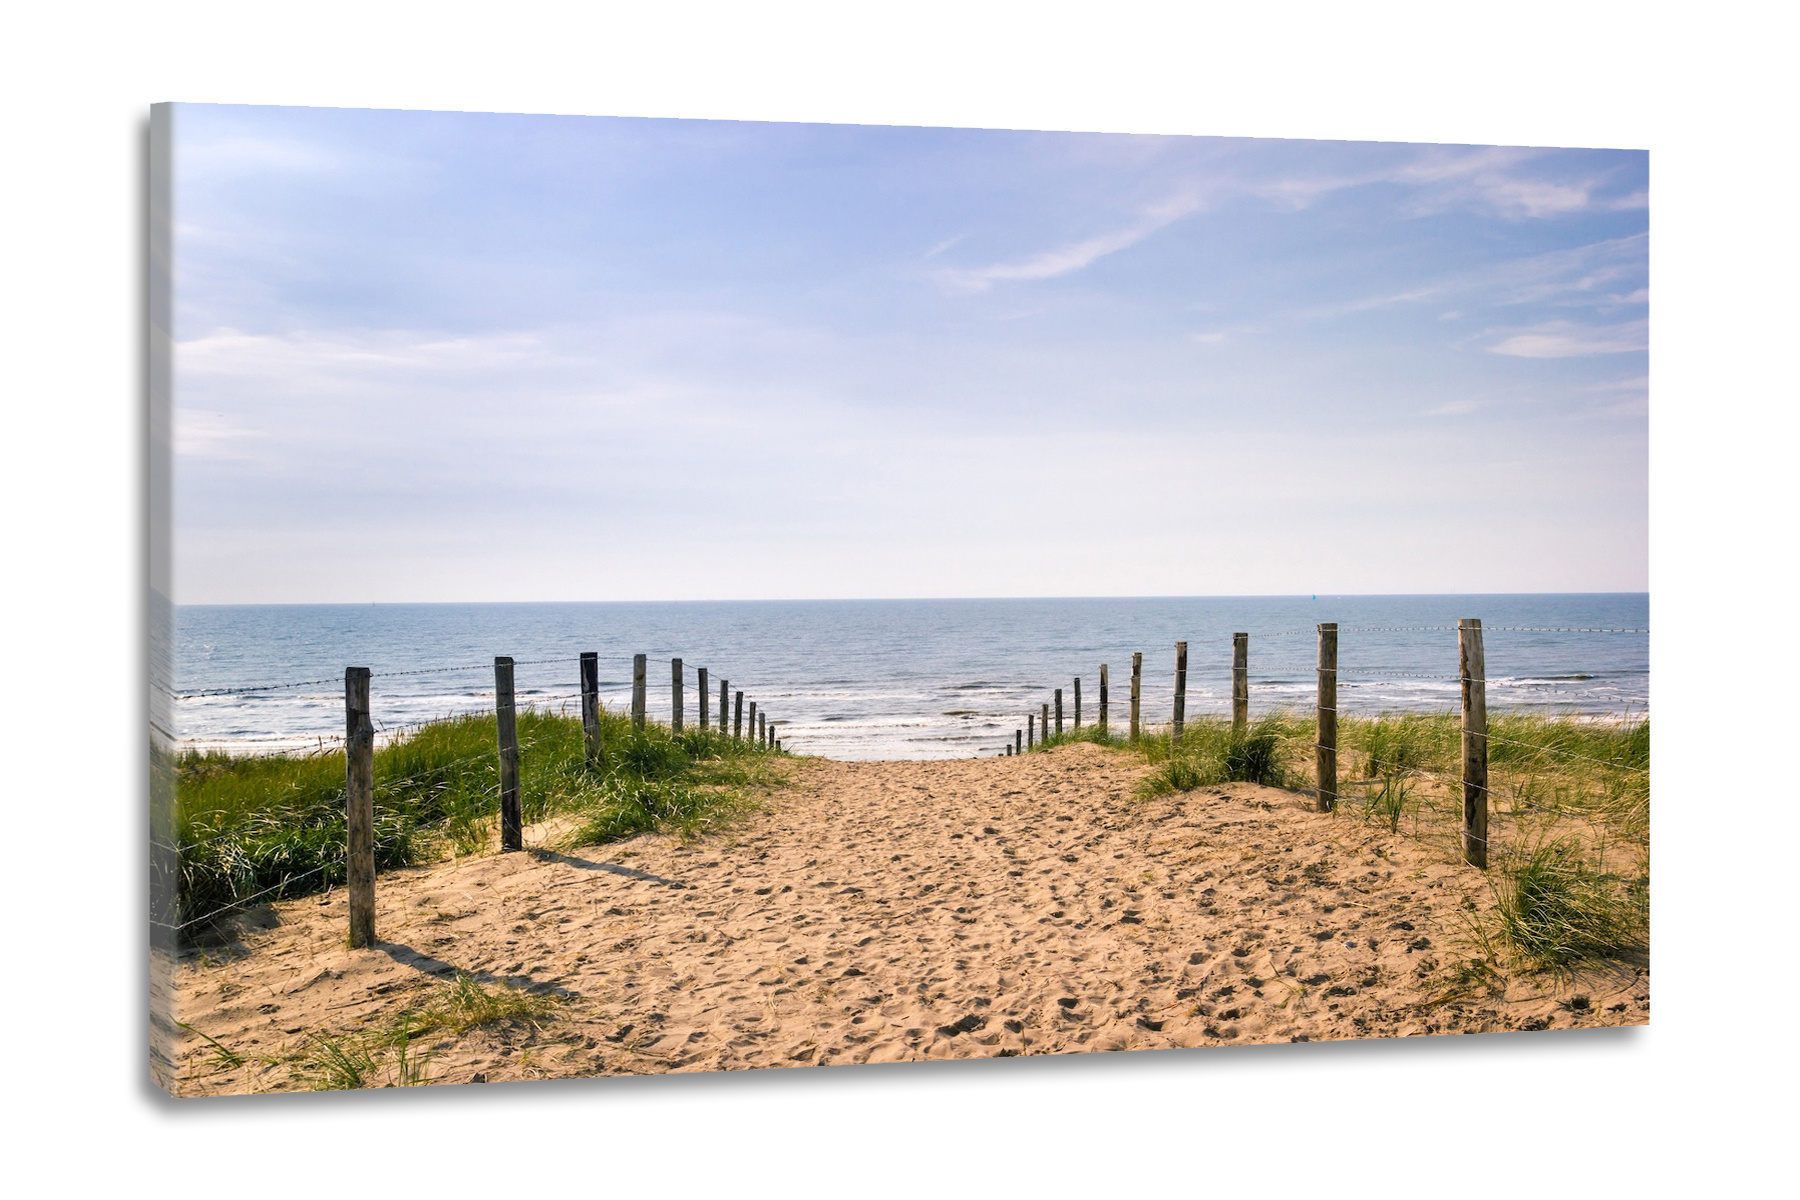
[
  {"x1": 1015, "y1": 728, "x2": 1023, "y2": 755},
  {"x1": 1232, "y1": 633, "x2": 1249, "y2": 733},
  {"x1": 1129, "y1": 652, "x2": 1142, "y2": 741},
  {"x1": 1173, "y1": 640, "x2": 1188, "y2": 742},
  {"x1": 495, "y1": 656, "x2": 522, "y2": 852},
  {"x1": 748, "y1": 700, "x2": 757, "y2": 743},
  {"x1": 1073, "y1": 678, "x2": 1082, "y2": 729},
  {"x1": 734, "y1": 690, "x2": 744, "y2": 739},
  {"x1": 579, "y1": 651, "x2": 601, "y2": 767},
  {"x1": 1041, "y1": 702, "x2": 1050, "y2": 746},
  {"x1": 1054, "y1": 688, "x2": 1063, "y2": 736},
  {"x1": 720, "y1": 678, "x2": 730, "y2": 736},
  {"x1": 1316, "y1": 623, "x2": 1337, "y2": 813},
  {"x1": 1027, "y1": 713, "x2": 1035, "y2": 749},
  {"x1": 631, "y1": 653, "x2": 647, "y2": 731},
  {"x1": 1460, "y1": 618, "x2": 1489, "y2": 868},
  {"x1": 344, "y1": 667, "x2": 375, "y2": 949},
  {"x1": 1098, "y1": 664, "x2": 1109, "y2": 734},
  {"x1": 670, "y1": 658, "x2": 684, "y2": 735},
  {"x1": 758, "y1": 711, "x2": 766, "y2": 744},
  {"x1": 698, "y1": 667, "x2": 709, "y2": 730}
]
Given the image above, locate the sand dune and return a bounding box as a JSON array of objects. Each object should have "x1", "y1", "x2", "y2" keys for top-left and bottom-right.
[{"x1": 174, "y1": 743, "x2": 1647, "y2": 1094}]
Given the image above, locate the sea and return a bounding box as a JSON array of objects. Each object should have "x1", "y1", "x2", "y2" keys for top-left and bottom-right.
[{"x1": 169, "y1": 594, "x2": 1648, "y2": 760}]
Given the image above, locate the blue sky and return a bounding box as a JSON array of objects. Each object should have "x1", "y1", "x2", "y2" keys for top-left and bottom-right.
[{"x1": 171, "y1": 104, "x2": 1647, "y2": 603}]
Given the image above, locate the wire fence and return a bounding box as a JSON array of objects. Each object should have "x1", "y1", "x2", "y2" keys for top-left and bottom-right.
[
  {"x1": 1001, "y1": 620, "x2": 1650, "y2": 865},
  {"x1": 163, "y1": 654, "x2": 694, "y2": 699},
  {"x1": 162, "y1": 648, "x2": 790, "y2": 934}
]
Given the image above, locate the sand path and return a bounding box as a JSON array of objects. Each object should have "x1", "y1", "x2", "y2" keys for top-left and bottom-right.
[{"x1": 174, "y1": 743, "x2": 1647, "y2": 1094}]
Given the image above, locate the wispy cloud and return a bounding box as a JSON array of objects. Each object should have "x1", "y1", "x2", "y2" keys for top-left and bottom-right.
[
  {"x1": 933, "y1": 193, "x2": 1202, "y2": 292},
  {"x1": 1487, "y1": 319, "x2": 1648, "y2": 358},
  {"x1": 1187, "y1": 319, "x2": 1266, "y2": 346},
  {"x1": 178, "y1": 327, "x2": 563, "y2": 380},
  {"x1": 174, "y1": 409, "x2": 263, "y2": 459},
  {"x1": 1195, "y1": 145, "x2": 1642, "y2": 223},
  {"x1": 180, "y1": 133, "x2": 344, "y2": 178},
  {"x1": 1297, "y1": 284, "x2": 1446, "y2": 321},
  {"x1": 1291, "y1": 234, "x2": 1646, "y2": 331},
  {"x1": 1388, "y1": 146, "x2": 1642, "y2": 219},
  {"x1": 1483, "y1": 234, "x2": 1649, "y2": 306},
  {"x1": 1582, "y1": 374, "x2": 1649, "y2": 392},
  {"x1": 1422, "y1": 399, "x2": 1478, "y2": 417}
]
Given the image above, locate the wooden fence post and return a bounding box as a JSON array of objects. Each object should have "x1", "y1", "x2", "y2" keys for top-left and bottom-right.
[
  {"x1": 495, "y1": 656, "x2": 522, "y2": 852},
  {"x1": 720, "y1": 678, "x2": 729, "y2": 736},
  {"x1": 1041, "y1": 702, "x2": 1050, "y2": 746},
  {"x1": 344, "y1": 667, "x2": 375, "y2": 949},
  {"x1": 1073, "y1": 678, "x2": 1081, "y2": 729},
  {"x1": 1027, "y1": 713, "x2": 1034, "y2": 749},
  {"x1": 734, "y1": 690, "x2": 744, "y2": 739},
  {"x1": 758, "y1": 711, "x2": 766, "y2": 744},
  {"x1": 1316, "y1": 623, "x2": 1337, "y2": 813},
  {"x1": 748, "y1": 700, "x2": 757, "y2": 743},
  {"x1": 1232, "y1": 633, "x2": 1249, "y2": 733},
  {"x1": 1015, "y1": 728, "x2": 1022, "y2": 755},
  {"x1": 1054, "y1": 689, "x2": 1063, "y2": 736},
  {"x1": 579, "y1": 651, "x2": 601, "y2": 767},
  {"x1": 1098, "y1": 664, "x2": 1109, "y2": 734},
  {"x1": 670, "y1": 658, "x2": 684, "y2": 735},
  {"x1": 1173, "y1": 640, "x2": 1188, "y2": 742},
  {"x1": 631, "y1": 653, "x2": 647, "y2": 731},
  {"x1": 698, "y1": 666, "x2": 709, "y2": 730},
  {"x1": 1129, "y1": 652, "x2": 1142, "y2": 741},
  {"x1": 1460, "y1": 619, "x2": 1489, "y2": 868}
]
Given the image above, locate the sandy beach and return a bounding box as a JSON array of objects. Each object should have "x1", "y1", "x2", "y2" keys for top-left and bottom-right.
[{"x1": 173, "y1": 743, "x2": 1647, "y2": 1094}]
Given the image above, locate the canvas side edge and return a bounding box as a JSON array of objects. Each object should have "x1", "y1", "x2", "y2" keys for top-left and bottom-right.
[{"x1": 147, "y1": 101, "x2": 181, "y2": 1096}]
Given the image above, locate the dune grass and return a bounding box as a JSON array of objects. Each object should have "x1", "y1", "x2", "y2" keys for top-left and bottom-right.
[
  {"x1": 1024, "y1": 713, "x2": 1299, "y2": 794},
  {"x1": 1128, "y1": 716, "x2": 1298, "y2": 796},
  {"x1": 174, "y1": 706, "x2": 785, "y2": 935},
  {"x1": 1478, "y1": 835, "x2": 1649, "y2": 973},
  {"x1": 287, "y1": 972, "x2": 562, "y2": 1090},
  {"x1": 1044, "y1": 705, "x2": 1649, "y2": 970}
]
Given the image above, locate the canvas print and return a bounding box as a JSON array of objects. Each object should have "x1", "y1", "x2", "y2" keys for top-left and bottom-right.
[{"x1": 148, "y1": 104, "x2": 1649, "y2": 1096}]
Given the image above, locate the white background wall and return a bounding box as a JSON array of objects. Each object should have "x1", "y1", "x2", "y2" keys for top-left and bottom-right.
[{"x1": 3, "y1": 2, "x2": 1791, "y2": 1193}]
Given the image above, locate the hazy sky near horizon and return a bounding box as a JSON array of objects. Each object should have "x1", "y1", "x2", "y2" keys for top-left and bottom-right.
[{"x1": 170, "y1": 104, "x2": 1648, "y2": 603}]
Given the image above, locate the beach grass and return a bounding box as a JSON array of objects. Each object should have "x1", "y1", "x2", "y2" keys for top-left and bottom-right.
[
  {"x1": 1479, "y1": 835, "x2": 1649, "y2": 972},
  {"x1": 284, "y1": 972, "x2": 561, "y2": 1090},
  {"x1": 174, "y1": 706, "x2": 785, "y2": 934},
  {"x1": 1076, "y1": 706, "x2": 1649, "y2": 966},
  {"x1": 1129, "y1": 715, "x2": 1298, "y2": 796}
]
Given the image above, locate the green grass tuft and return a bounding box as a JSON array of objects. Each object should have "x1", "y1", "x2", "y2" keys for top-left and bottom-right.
[
  {"x1": 1130, "y1": 715, "x2": 1295, "y2": 797},
  {"x1": 297, "y1": 1031, "x2": 382, "y2": 1091},
  {"x1": 431, "y1": 972, "x2": 562, "y2": 1033},
  {"x1": 285, "y1": 973, "x2": 562, "y2": 1091},
  {"x1": 1486, "y1": 836, "x2": 1648, "y2": 972}
]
